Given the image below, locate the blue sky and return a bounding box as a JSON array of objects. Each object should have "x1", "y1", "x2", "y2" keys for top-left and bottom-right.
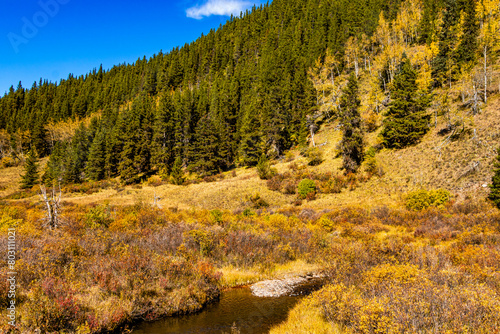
[{"x1": 0, "y1": 0, "x2": 263, "y2": 95}]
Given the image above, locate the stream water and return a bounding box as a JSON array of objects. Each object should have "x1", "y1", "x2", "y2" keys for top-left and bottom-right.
[{"x1": 131, "y1": 279, "x2": 323, "y2": 334}]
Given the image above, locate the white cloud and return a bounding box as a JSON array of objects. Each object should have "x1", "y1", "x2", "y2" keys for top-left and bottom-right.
[{"x1": 186, "y1": 0, "x2": 252, "y2": 19}]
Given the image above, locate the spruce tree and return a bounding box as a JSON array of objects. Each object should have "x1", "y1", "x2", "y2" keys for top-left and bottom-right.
[
  {"x1": 42, "y1": 142, "x2": 65, "y2": 185},
  {"x1": 381, "y1": 59, "x2": 430, "y2": 149},
  {"x1": 170, "y1": 156, "x2": 184, "y2": 185},
  {"x1": 188, "y1": 114, "x2": 225, "y2": 176},
  {"x1": 456, "y1": 0, "x2": 479, "y2": 66},
  {"x1": 489, "y1": 148, "x2": 500, "y2": 209},
  {"x1": 152, "y1": 93, "x2": 176, "y2": 174},
  {"x1": 63, "y1": 124, "x2": 90, "y2": 184},
  {"x1": 86, "y1": 129, "x2": 106, "y2": 181},
  {"x1": 432, "y1": 0, "x2": 460, "y2": 86},
  {"x1": 338, "y1": 73, "x2": 364, "y2": 174},
  {"x1": 20, "y1": 148, "x2": 39, "y2": 189},
  {"x1": 31, "y1": 119, "x2": 50, "y2": 158}
]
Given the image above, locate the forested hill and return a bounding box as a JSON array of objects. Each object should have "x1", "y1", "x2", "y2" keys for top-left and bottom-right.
[{"x1": 4, "y1": 0, "x2": 487, "y2": 186}]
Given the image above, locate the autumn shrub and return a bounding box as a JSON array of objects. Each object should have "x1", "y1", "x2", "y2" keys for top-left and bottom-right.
[
  {"x1": 146, "y1": 175, "x2": 163, "y2": 187},
  {"x1": 0, "y1": 156, "x2": 18, "y2": 168},
  {"x1": 298, "y1": 179, "x2": 316, "y2": 199},
  {"x1": 210, "y1": 209, "x2": 223, "y2": 224},
  {"x1": 257, "y1": 154, "x2": 276, "y2": 180},
  {"x1": 285, "y1": 151, "x2": 295, "y2": 162},
  {"x1": 304, "y1": 147, "x2": 324, "y2": 166},
  {"x1": 267, "y1": 173, "x2": 285, "y2": 191},
  {"x1": 283, "y1": 180, "x2": 297, "y2": 194},
  {"x1": 405, "y1": 189, "x2": 451, "y2": 210},
  {"x1": 320, "y1": 174, "x2": 347, "y2": 194},
  {"x1": 84, "y1": 204, "x2": 112, "y2": 228},
  {"x1": 247, "y1": 193, "x2": 269, "y2": 209}
]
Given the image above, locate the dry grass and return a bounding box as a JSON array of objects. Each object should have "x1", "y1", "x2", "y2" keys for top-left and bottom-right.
[{"x1": 269, "y1": 296, "x2": 341, "y2": 334}]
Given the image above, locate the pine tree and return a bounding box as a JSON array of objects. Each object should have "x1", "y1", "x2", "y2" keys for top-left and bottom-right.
[
  {"x1": 20, "y1": 148, "x2": 39, "y2": 189},
  {"x1": 432, "y1": 0, "x2": 460, "y2": 86},
  {"x1": 152, "y1": 93, "x2": 176, "y2": 174},
  {"x1": 188, "y1": 114, "x2": 224, "y2": 176},
  {"x1": 338, "y1": 73, "x2": 364, "y2": 174},
  {"x1": 170, "y1": 156, "x2": 184, "y2": 185},
  {"x1": 489, "y1": 148, "x2": 500, "y2": 209},
  {"x1": 456, "y1": 0, "x2": 479, "y2": 66},
  {"x1": 63, "y1": 124, "x2": 91, "y2": 184},
  {"x1": 86, "y1": 128, "x2": 106, "y2": 181},
  {"x1": 31, "y1": 118, "x2": 50, "y2": 157},
  {"x1": 381, "y1": 58, "x2": 431, "y2": 149},
  {"x1": 42, "y1": 142, "x2": 65, "y2": 185}
]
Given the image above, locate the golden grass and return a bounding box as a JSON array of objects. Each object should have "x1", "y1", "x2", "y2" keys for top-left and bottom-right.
[
  {"x1": 219, "y1": 260, "x2": 322, "y2": 288},
  {"x1": 218, "y1": 266, "x2": 264, "y2": 288},
  {"x1": 269, "y1": 296, "x2": 341, "y2": 334}
]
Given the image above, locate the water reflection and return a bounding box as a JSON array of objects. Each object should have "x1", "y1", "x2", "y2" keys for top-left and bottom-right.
[{"x1": 132, "y1": 279, "x2": 322, "y2": 334}]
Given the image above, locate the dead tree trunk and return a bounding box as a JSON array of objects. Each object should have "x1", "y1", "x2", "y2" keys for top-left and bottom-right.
[{"x1": 39, "y1": 185, "x2": 62, "y2": 230}]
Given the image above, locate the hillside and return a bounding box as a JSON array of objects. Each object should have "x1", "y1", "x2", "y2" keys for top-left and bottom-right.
[
  {"x1": 1, "y1": 0, "x2": 500, "y2": 333},
  {"x1": 1, "y1": 85, "x2": 499, "y2": 210}
]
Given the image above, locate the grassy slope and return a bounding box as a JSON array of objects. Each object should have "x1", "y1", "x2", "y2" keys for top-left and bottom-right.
[{"x1": 2, "y1": 88, "x2": 499, "y2": 211}]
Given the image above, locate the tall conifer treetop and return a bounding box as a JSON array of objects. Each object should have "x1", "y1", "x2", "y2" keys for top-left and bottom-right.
[{"x1": 381, "y1": 58, "x2": 431, "y2": 149}]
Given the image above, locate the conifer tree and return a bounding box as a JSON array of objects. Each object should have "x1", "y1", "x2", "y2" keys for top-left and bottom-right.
[
  {"x1": 432, "y1": 0, "x2": 460, "y2": 86},
  {"x1": 152, "y1": 93, "x2": 176, "y2": 174},
  {"x1": 20, "y1": 148, "x2": 39, "y2": 189},
  {"x1": 170, "y1": 156, "x2": 184, "y2": 185},
  {"x1": 31, "y1": 119, "x2": 50, "y2": 157},
  {"x1": 338, "y1": 73, "x2": 364, "y2": 174},
  {"x1": 456, "y1": 0, "x2": 479, "y2": 66},
  {"x1": 381, "y1": 58, "x2": 431, "y2": 149},
  {"x1": 86, "y1": 129, "x2": 106, "y2": 181},
  {"x1": 42, "y1": 142, "x2": 65, "y2": 185},
  {"x1": 489, "y1": 148, "x2": 500, "y2": 209},
  {"x1": 63, "y1": 124, "x2": 91, "y2": 184},
  {"x1": 188, "y1": 114, "x2": 224, "y2": 176}
]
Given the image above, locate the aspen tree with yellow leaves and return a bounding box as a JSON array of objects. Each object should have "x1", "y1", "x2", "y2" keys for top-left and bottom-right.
[{"x1": 477, "y1": 0, "x2": 499, "y2": 103}]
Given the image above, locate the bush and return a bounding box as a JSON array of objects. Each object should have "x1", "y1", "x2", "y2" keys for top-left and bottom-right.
[
  {"x1": 1, "y1": 156, "x2": 18, "y2": 168},
  {"x1": 84, "y1": 205, "x2": 112, "y2": 228},
  {"x1": 267, "y1": 174, "x2": 285, "y2": 191},
  {"x1": 298, "y1": 179, "x2": 316, "y2": 199},
  {"x1": 304, "y1": 147, "x2": 324, "y2": 166},
  {"x1": 257, "y1": 154, "x2": 276, "y2": 180},
  {"x1": 146, "y1": 175, "x2": 163, "y2": 187},
  {"x1": 248, "y1": 193, "x2": 269, "y2": 209},
  {"x1": 320, "y1": 175, "x2": 347, "y2": 194},
  {"x1": 405, "y1": 189, "x2": 451, "y2": 211},
  {"x1": 210, "y1": 209, "x2": 223, "y2": 224}
]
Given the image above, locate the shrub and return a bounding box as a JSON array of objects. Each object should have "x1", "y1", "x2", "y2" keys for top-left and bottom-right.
[
  {"x1": 84, "y1": 205, "x2": 112, "y2": 228},
  {"x1": 283, "y1": 181, "x2": 297, "y2": 194},
  {"x1": 364, "y1": 111, "x2": 381, "y2": 132},
  {"x1": 242, "y1": 208, "x2": 255, "y2": 217},
  {"x1": 320, "y1": 175, "x2": 347, "y2": 194},
  {"x1": 285, "y1": 151, "x2": 295, "y2": 162},
  {"x1": 1, "y1": 156, "x2": 17, "y2": 168},
  {"x1": 298, "y1": 179, "x2": 316, "y2": 199},
  {"x1": 248, "y1": 193, "x2": 269, "y2": 209},
  {"x1": 146, "y1": 175, "x2": 163, "y2": 187},
  {"x1": 267, "y1": 174, "x2": 285, "y2": 191},
  {"x1": 257, "y1": 154, "x2": 276, "y2": 180},
  {"x1": 210, "y1": 209, "x2": 223, "y2": 224},
  {"x1": 405, "y1": 189, "x2": 451, "y2": 210},
  {"x1": 304, "y1": 147, "x2": 324, "y2": 166},
  {"x1": 317, "y1": 216, "x2": 335, "y2": 232}
]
